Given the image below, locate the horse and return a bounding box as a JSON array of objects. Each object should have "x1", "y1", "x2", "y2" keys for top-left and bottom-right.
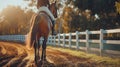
[{"x1": 25, "y1": 2, "x2": 57, "y2": 66}]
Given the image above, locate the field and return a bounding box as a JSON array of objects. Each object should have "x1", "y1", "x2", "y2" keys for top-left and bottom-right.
[{"x1": 0, "y1": 42, "x2": 120, "y2": 67}]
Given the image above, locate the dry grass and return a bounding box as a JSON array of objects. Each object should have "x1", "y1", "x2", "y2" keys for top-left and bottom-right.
[{"x1": 48, "y1": 46, "x2": 120, "y2": 66}]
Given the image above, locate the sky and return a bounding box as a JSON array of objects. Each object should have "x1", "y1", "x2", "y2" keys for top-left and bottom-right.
[
  {"x1": 0, "y1": 0, "x2": 65, "y2": 15},
  {"x1": 0, "y1": 0, "x2": 28, "y2": 11}
]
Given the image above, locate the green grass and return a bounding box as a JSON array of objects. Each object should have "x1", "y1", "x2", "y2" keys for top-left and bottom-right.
[{"x1": 48, "y1": 46, "x2": 120, "y2": 66}]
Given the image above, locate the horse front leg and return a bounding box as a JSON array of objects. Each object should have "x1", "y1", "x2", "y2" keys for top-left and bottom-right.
[{"x1": 41, "y1": 38, "x2": 47, "y2": 61}]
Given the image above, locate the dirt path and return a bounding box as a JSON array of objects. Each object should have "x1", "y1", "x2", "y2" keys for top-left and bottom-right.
[{"x1": 0, "y1": 42, "x2": 119, "y2": 67}]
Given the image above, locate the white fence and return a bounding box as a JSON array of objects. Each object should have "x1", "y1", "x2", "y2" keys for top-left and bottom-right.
[
  {"x1": 0, "y1": 35, "x2": 25, "y2": 42},
  {"x1": 0, "y1": 29, "x2": 120, "y2": 55}
]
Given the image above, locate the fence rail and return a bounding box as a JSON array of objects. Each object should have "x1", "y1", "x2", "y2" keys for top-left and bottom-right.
[{"x1": 0, "y1": 29, "x2": 120, "y2": 55}]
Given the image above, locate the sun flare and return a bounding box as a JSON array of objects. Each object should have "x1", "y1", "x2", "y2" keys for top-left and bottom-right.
[{"x1": 0, "y1": 0, "x2": 28, "y2": 11}]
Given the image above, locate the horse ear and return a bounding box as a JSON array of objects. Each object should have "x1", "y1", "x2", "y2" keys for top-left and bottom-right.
[{"x1": 53, "y1": 0, "x2": 56, "y2": 4}]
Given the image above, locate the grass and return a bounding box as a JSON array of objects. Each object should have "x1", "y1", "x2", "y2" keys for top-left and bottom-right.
[{"x1": 48, "y1": 46, "x2": 120, "y2": 66}]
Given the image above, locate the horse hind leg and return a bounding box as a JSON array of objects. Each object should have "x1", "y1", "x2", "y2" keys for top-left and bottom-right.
[
  {"x1": 34, "y1": 40, "x2": 40, "y2": 65},
  {"x1": 38, "y1": 39, "x2": 40, "y2": 57},
  {"x1": 33, "y1": 41, "x2": 36, "y2": 64},
  {"x1": 34, "y1": 41, "x2": 37, "y2": 65},
  {"x1": 41, "y1": 37, "x2": 47, "y2": 61}
]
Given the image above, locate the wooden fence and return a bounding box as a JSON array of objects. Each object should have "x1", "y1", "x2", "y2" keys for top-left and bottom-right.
[{"x1": 0, "y1": 29, "x2": 120, "y2": 55}]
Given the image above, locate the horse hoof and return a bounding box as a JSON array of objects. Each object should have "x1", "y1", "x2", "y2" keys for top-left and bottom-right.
[
  {"x1": 35, "y1": 60, "x2": 42, "y2": 67},
  {"x1": 41, "y1": 58, "x2": 46, "y2": 61},
  {"x1": 39, "y1": 60, "x2": 43, "y2": 66}
]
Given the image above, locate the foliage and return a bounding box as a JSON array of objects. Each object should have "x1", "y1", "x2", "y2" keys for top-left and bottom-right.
[
  {"x1": 115, "y1": 1, "x2": 120, "y2": 14},
  {"x1": 24, "y1": 0, "x2": 36, "y2": 7},
  {"x1": 55, "y1": 0, "x2": 120, "y2": 33},
  {"x1": 0, "y1": 0, "x2": 120, "y2": 35},
  {"x1": 0, "y1": 6, "x2": 34, "y2": 35}
]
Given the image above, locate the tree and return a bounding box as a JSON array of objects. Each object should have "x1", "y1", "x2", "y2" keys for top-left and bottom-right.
[
  {"x1": 115, "y1": 1, "x2": 120, "y2": 14},
  {"x1": 61, "y1": 7, "x2": 74, "y2": 33},
  {"x1": 0, "y1": 6, "x2": 34, "y2": 35}
]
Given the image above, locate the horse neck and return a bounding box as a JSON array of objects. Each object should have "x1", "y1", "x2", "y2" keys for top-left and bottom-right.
[
  {"x1": 39, "y1": 12, "x2": 52, "y2": 29},
  {"x1": 37, "y1": 0, "x2": 49, "y2": 8}
]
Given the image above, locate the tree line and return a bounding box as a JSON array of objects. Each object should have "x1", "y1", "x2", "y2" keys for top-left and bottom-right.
[
  {"x1": 0, "y1": 0, "x2": 120, "y2": 35},
  {"x1": 0, "y1": 6, "x2": 34, "y2": 35},
  {"x1": 55, "y1": 0, "x2": 120, "y2": 33}
]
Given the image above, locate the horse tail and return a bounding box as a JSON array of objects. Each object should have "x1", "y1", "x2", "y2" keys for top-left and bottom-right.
[
  {"x1": 25, "y1": 14, "x2": 36, "y2": 50},
  {"x1": 26, "y1": 14, "x2": 41, "y2": 50}
]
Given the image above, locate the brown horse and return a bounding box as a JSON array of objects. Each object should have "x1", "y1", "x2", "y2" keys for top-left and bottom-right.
[{"x1": 26, "y1": 2, "x2": 57, "y2": 66}]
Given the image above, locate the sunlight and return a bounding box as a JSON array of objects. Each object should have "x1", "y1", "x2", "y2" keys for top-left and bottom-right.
[
  {"x1": 0, "y1": 0, "x2": 28, "y2": 11},
  {"x1": 0, "y1": 16, "x2": 5, "y2": 23}
]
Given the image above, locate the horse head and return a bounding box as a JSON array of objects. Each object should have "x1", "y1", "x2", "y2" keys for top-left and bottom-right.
[{"x1": 49, "y1": 1, "x2": 57, "y2": 18}]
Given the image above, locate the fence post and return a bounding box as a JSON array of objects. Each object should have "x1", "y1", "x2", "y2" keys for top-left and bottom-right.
[
  {"x1": 76, "y1": 31, "x2": 79, "y2": 50},
  {"x1": 58, "y1": 34, "x2": 60, "y2": 46},
  {"x1": 53, "y1": 36, "x2": 56, "y2": 46},
  {"x1": 21, "y1": 35, "x2": 22, "y2": 42},
  {"x1": 22, "y1": 35, "x2": 24, "y2": 42},
  {"x1": 50, "y1": 36, "x2": 53, "y2": 45},
  {"x1": 100, "y1": 29, "x2": 104, "y2": 56},
  {"x1": 47, "y1": 37, "x2": 49, "y2": 44},
  {"x1": 23, "y1": 35, "x2": 25, "y2": 42},
  {"x1": 63, "y1": 33, "x2": 65, "y2": 47},
  {"x1": 48, "y1": 36, "x2": 51, "y2": 44},
  {"x1": 51, "y1": 36, "x2": 53, "y2": 45},
  {"x1": 69, "y1": 33, "x2": 72, "y2": 48},
  {"x1": 20, "y1": 35, "x2": 21, "y2": 42},
  {"x1": 86, "y1": 30, "x2": 89, "y2": 53}
]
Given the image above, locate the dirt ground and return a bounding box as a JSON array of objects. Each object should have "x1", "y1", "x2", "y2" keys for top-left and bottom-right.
[{"x1": 0, "y1": 42, "x2": 119, "y2": 67}]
